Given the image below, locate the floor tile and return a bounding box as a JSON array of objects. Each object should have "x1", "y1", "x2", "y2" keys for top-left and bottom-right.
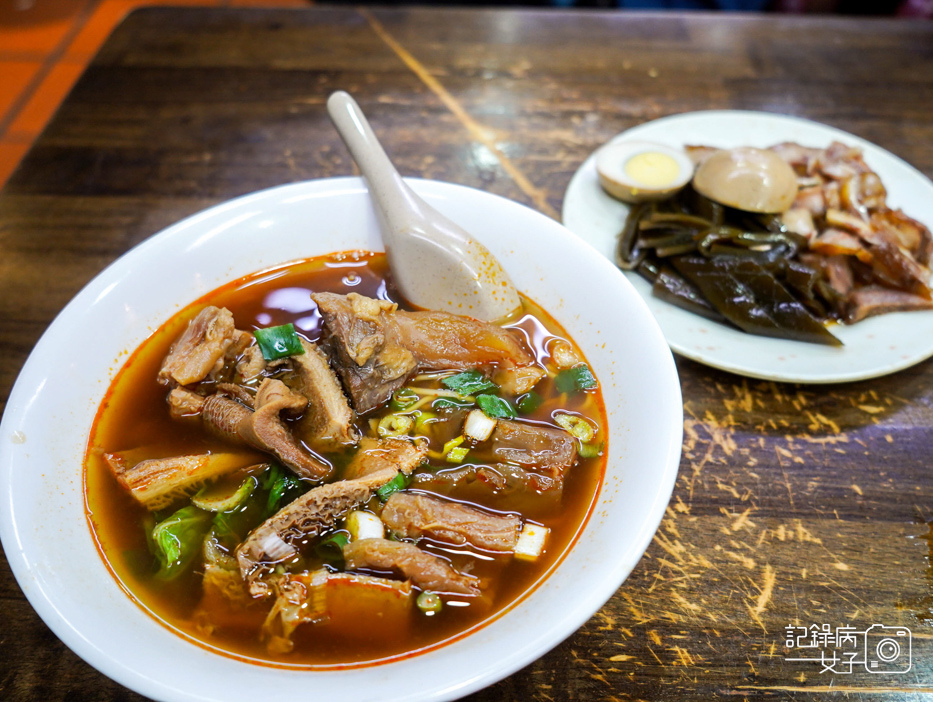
[
  {"x1": 6, "y1": 61, "x2": 86, "y2": 140},
  {"x1": 0, "y1": 61, "x2": 42, "y2": 126},
  {"x1": 0, "y1": 0, "x2": 91, "y2": 58}
]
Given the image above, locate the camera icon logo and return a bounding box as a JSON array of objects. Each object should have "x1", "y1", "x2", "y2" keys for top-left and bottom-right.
[{"x1": 864, "y1": 624, "x2": 912, "y2": 674}]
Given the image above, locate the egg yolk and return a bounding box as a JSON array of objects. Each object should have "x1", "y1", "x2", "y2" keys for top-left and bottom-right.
[{"x1": 623, "y1": 152, "x2": 681, "y2": 188}]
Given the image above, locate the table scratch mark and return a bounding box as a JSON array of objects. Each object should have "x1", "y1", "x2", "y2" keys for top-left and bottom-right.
[{"x1": 359, "y1": 8, "x2": 558, "y2": 219}]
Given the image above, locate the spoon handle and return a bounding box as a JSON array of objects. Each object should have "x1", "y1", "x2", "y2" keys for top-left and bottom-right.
[{"x1": 326, "y1": 91, "x2": 428, "y2": 244}]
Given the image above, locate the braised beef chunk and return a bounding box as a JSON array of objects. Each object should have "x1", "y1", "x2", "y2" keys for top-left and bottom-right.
[
  {"x1": 391, "y1": 309, "x2": 545, "y2": 394},
  {"x1": 312, "y1": 292, "x2": 545, "y2": 411},
  {"x1": 287, "y1": 339, "x2": 360, "y2": 450},
  {"x1": 478, "y1": 419, "x2": 577, "y2": 479},
  {"x1": 159, "y1": 306, "x2": 237, "y2": 387},
  {"x1": 237, "y1": 379, "x2": 332, "y2": 482},
  {"x1": 341, "y1": 436, "x2": 428, "y2": 484},
  {"x1": 382, "y1": 491, "x2": 520, "y2": 552},
  {"x1": 410, "y1": 463, "x2": 563, "y2": 510},
  {"x1": 311, "y1": 292, "x2": 417, "y2": 413},
  {"x1": 237, "y1": 477, "x2": 379, "y2": 597},
  {"x1": 167, "y1": 386, "x2": 206, "y2": 419},
  {"x1": 342, "y1": 538, "x2": 481, "y2": 596}
]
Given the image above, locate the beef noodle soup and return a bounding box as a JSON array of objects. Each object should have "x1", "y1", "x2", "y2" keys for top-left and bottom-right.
[{"x1": 85, "y1": 251, "x2": 607, "y2": 666}]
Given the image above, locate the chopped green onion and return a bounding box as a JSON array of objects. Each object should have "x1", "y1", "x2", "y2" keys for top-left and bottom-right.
[
  {"x1": 192, "y1": 475, "x2": 257, "y2": 513},
  {"x1": 347, "y1": 510, "x2": 385, "y2": 541},
  {"x1": 553, "y1": 413, "x2": 597, "y2": 443},
  {"x1": 253, "y1": 323, "x2": 305, "y2": 361},
  {"x1": 516, "y1": 390, "x2": 543, "y2": 414},
  {"x1": 314, "y1": 531, "x2": 350, "y2": 562},
  {"x1": 442, "y1": 369, "x2": 497, "y2": 395},
  {"x1": 463, "y1": 408, "x2": 497, "y2": 442},
  {"x1": 446, "y1": 446, "x2": 469, "y2": 463},
  {"x1": 416, "y1": 591, "x2": 443, "y2": 615},
  {"x1": 554, "y1": 365, "x2": 598, "y2": 393},
  {"x1": 432, "y1": 397, "x2": 474, "y2": 412},
  {"x1": 376, "y1": 472, "x2": 411, "y2": 502},
  {"x1": 476, "y1": 394, "x2": 516, "y2": 420},
  {"x1": 514, "y1": 523, "x2": 549, "y2": 560},
  {"x1": 414, "y1": 411, "x2": 439, "y2": 432},
  {"x1": 443, "y1": 435, "x2": 466, "y2": 455},
  {"x1": 378, "y1": 413, "x2": 415, "y2": 438},
  {"x1": 578, "y1": 442, "x2": 603, "y2": 459},
  {"x1": 390, "y1": 388, "x2": 420, "y2": 411},
  {"x1": 150, "y1": 506, "x2": 212, "y2": 580}
]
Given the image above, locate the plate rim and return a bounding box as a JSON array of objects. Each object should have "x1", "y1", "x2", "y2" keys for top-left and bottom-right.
[{"x1": 561, "y1": 109, "x2": 933, "y2": 384}]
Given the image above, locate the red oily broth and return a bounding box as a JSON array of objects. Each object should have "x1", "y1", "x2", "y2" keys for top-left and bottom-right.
[{"x1": 84, "y1": 250, "x2": 607, "y2": 667}]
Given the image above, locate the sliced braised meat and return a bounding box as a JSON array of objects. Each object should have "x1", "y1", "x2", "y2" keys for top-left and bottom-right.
[
  {"x1": 808, "y1": 228, "x2": 871, "y2": 262},
  {"x1": 342, "y1": 538, "x2": 481, "y2": 596},
  {"x1": 201, "y1": 380, "x2": 332, "y2": 482},
  {"x1": 769, "y1": 142, "x2": 821, "y2": 173},
  {"x1": 382, "y1": 491, "x2": 520, "y2": 552},
  {"x1": 781, "y1": 208, "x2": 817, "y2": 241},
  {"x1": 158, "y1": 306, "x2": 237, "y2": 387},
  {"x1": 105, "y1": 451, "x2": 262, "y2": 510},
  {"x1": 312, "y1": 292, "x2": 545, "y2": 412},
  {"x1": 824, "y1": 255, "x2": 855, "y2": 297},
  {"x1": 845, "y1": 285, "x2": 933, "y2": 323},
  {"x1": 341, "y1": 436, "x2": 428, "y2": 486},
  {"x1": 871, "y1": 210, "x2": 933, "y2": 266},
  {"x1": 288, "y1": 339, "x2": 359, "y2": 450},
  {"x1": 215, "y1": 382, "x2": 254, "y2": 407},
  {"x1": 261, "y1": 570, "x2": 413, "y2": 654},
  {"x1": 474, "y1": 419, "x2": 577, "y2": 480},
  {"x1": 236, "y1": 476, "x2": 385, "y2": 596},
  {"x1": 410, "y1": 463, "x2": 564, "y2": 504},
  {"x1": 825, "y1": 208, "x2": 873, "y2": 238},
  {"x1": 866, "y1": 239, "x2": 932, "y2": 298},
  {"x1": 391, "y1": 309, "x2": 545, "y2": 394},
  {"x1": 238, "y1": 379, "x2": 332, "y2": 481},
  {"x1": 793, "y1": 185, "x2": 827, "y2": 217},
  {"x1": 236, "y1": 345, "x2": 267, "y2": 383},
  {"x1": 311, "y1": 292, "x2": 417, "y2": 413},
  {"x1": 167, "y1": 386, "x2": 206, "y2": 419}
]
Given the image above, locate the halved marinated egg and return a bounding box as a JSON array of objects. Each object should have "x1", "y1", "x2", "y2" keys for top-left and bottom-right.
[
  {"x1": 595, "y1": 140, "x2": 694, "y2": 204},
  {"x1": 692, "y1": 146, "x2": 798, "y2": 214}
]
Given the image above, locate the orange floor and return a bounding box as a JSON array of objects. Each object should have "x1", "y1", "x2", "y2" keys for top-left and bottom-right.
[{"x1": 0, "y1": 0, "x2": 312, "y2": 189}]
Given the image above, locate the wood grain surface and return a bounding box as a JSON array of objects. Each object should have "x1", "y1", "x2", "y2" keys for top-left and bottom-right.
[{"x1": 2, "y1": 6, "x2": 933, "y2": 700}]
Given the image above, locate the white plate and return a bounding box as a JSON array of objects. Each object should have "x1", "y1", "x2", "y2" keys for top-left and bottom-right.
[
  {"x1": 562, "y1": 110, "x2": 933, "y2": 384},
  {"x1": 0, "y1": 177, "x2": 682, "y2": 702}
]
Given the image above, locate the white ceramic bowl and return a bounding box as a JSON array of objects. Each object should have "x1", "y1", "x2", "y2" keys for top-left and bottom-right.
[{"x1": 0, "y1": 178, "x2": 682, "y2": 702}]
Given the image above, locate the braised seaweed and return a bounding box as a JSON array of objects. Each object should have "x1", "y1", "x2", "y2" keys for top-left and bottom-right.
[{"x1": 620, "y1": 185, "x2": 842, "y2": 345}]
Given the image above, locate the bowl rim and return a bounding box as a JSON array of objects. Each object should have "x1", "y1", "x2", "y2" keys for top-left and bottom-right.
[{"x1": 0, "y1": 176, "x2": 682, "y2": 702}]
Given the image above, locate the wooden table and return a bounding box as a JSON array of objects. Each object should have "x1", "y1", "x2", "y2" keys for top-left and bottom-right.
[{"x1": 2, "y1": 6, "x2": 933, "y2": 700}]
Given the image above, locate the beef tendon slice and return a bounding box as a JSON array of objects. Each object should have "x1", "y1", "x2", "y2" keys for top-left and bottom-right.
[
  {"x1": 342, "y1": 537, "x2": 481, "y2": 596},
  {"x1": 382, "y1": 491, "x2": 521, "y2": 552},
  {"x1": 288, "y1": 339, "x2": 360, "y2": 450}
]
